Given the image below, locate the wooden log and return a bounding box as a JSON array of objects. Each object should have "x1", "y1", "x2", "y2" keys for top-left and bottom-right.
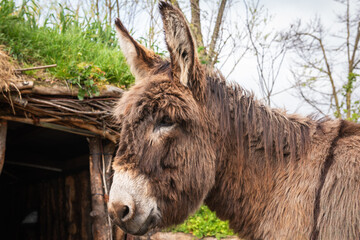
[
  {"x1": 88, "y1": 137, "x2": 111, "y2": 240},
  {"x1": 0, "y1": 120, "x2": 7, "y2": 175},
  {"x1": 7, "y1": 80, "x2": 34, "y2": 91},
  {"x1": 0, "y1": 116, "x2": 58, "y2": 124},
  {"x1": 32, "y1": 83, "x2": 78, "y2": 96},
  {"x1": 32, "y1": 83, "x2": 123, "y2": 98},
  {"x1": 71, "y1": 122, "x2": 117, "y2": 143}
]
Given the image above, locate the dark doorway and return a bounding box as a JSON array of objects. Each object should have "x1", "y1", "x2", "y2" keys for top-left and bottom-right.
[{"x1": 0, "y1": 122, "x2": 92, "y2": 240}]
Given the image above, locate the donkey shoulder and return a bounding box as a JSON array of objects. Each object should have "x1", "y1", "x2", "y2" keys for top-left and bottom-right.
[
  {"x1": 317, "y1": 120, "x2": 360, "y2": 239},
  {"x1": 332, "y1": 120, "x2": 360, "y2": 174}
]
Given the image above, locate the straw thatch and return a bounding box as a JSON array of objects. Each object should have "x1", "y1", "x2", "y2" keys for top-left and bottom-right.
[{"x1": 0, "y1": 49, "x2": 122, "y2": 143}]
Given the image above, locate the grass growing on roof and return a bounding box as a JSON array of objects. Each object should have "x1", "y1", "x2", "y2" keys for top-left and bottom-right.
[{"x1": 0, "y1": 0, "x2": 134, "y2": 99}]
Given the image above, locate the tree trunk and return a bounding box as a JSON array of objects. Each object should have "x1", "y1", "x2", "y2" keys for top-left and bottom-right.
[
  {"x1": 208, "y1": 0, "x2": 227, "y2": 66},
  {"x1": 190, "y1": 0, "x2": 204, "y2": 53},
  {"x1": 96, "y1": 0, "x2": 100, "y2": 21},
  {"x1": 88, "y1": 137, "x2": 111, "y2": 240},
  {"x1": 116, "y1": 0, "x2": 120, "y2": 18},
  {"x1": 0, "y1": 120, "x2": 7, "y2": 175}
]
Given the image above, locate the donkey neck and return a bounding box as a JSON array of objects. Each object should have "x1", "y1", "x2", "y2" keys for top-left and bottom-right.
[
  {"x1": 204, "y1": 74, "x2": 314, "y2": 238},
  {"x1": 205, "y1": 73, "x2": 313, "y2": 164}
]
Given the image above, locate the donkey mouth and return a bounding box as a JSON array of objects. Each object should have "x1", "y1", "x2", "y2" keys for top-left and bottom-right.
[{"x1": 115, "y1": 208, "x2": 159, "y2": 236}]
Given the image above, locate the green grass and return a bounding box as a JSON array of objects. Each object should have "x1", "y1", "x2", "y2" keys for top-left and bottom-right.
[
  {"x1": 170, "y1": 205, "x2": 235, "y2": 239},
  {"x1": 0, "y1": 0, "x2": 134, "y2": 98}
]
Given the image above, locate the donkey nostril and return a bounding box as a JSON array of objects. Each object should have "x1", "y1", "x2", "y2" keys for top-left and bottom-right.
[
  {"x1": 113, "y1": 203, "x2": 134, "y2": 222},
  {"x1": 108, "y1": 192, "x2": 135, "y2": 223},
  {"x1": 121, "y1": 205, "x2": 130, "y2": 219}
]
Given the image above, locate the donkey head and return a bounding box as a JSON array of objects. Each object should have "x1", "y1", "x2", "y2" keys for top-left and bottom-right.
[{"x1": 108, "y1": 2, "x2": 216, "y2": 235}]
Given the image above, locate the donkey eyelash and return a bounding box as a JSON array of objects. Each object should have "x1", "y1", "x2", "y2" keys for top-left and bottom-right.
[
  {"x1": 153, "y1": 116, "x2": 176, "y2": 137},
  {"x1": 151, "y1": 123, "x2": 176, "y2": 145},
  {"x1": 153, "y1": 125, "x2": 175, "y2": 135},
  {"x1": 156, "y1": 116, "x2": 174, "y2": 129}
]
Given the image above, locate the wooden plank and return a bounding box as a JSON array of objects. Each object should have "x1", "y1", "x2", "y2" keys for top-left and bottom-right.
[
  {"x1": 0, "y1": 117, "x2": 97, "y2": 137},
  {"x1": 0, "y1": 117, "x2": 118, "y2": 143},
  {"x1": 0, "y1": 120, "x2": 7, "y2": 175},
  {"x1": 79, "y1": 171, "x2": 92, "y2": 240},
  {"x1": 5, "y1": 161, "x2": 62, "y2": 172},
  {"x1": 41, "y1": 122, "x2": 97, "y2": 137},
  {"x1": 88, "y1": 137, "x2": 111, "y2": 240},
  {"x1": 65, "y1": 175, "x2": 77, "y2": 239}
]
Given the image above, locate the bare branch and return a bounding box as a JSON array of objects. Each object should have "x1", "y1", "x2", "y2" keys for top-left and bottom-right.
[
  {"x1": 290, "y1": 28, "x2": 341, "y2": 117},
  {"x1": 350, "y1": 21, "x2": 360, "y2": 69},
  {"x1": 244, "y1": 0, "x2": 287, "y2": 105},
  {"x1": 298, "y1": 87, "x2": 327, "y2": 116}
]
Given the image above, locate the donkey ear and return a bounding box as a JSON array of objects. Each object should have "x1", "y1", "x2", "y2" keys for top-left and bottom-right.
[
  {"x1": 115, "y1": 18, "x2": 159, "y2": 81},
  {"x1": 159, "y1": 2, "x2": 199, "y2": 88}
]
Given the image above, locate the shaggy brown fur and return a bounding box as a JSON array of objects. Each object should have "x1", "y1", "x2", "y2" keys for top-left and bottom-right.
[{"x1": 110, "y1": 2, "x2": 360, "y2": 239}]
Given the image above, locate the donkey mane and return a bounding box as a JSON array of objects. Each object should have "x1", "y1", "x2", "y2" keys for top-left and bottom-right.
[{"x1": 205, "y1": 69, "x2": 313, "y2": 163}]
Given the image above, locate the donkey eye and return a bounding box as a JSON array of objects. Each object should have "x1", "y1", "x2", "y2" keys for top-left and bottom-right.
[
  {"x1": 153, "y1": 116, "x2": 175, "y2": 136},
  {"x1": 157, "y1": 116, "x2": 174, "y2": 128}
]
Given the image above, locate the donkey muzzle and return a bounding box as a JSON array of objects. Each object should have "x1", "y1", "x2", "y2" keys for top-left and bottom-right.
[
  {"x1": 108, "y1": 201, "x2": 158, "y2": 235},
  {"x1": 108, "y1": 170, "x2": 160, "y2": 235}
]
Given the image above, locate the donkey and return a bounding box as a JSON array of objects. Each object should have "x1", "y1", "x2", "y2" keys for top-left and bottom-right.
[{"x1": 108, "y1": 2, "x2": 360, "y2": 239}]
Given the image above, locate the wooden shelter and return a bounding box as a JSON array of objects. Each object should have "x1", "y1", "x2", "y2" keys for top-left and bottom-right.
[{"x1": 0, "y1": 50, "x2": 126, "y2": 239}]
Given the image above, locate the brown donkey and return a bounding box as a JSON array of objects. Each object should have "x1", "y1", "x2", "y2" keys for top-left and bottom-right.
[{"x1": 108, "y1": 2, "x2": 360, "y2": 239}]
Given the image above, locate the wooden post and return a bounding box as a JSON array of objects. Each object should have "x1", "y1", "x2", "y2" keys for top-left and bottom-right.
[
  {"x1": 104, "y1": 142, "x2": 122, "y2": 240},
  {"x1": 88, "y1": 137, "x2": 111, "y2": 240},
  {"x1": 104, "y1": 143, "x2": 127, "y2": 240},
  {"x1": 0, "y1": 120, "x2": 7, "y2": 175}
]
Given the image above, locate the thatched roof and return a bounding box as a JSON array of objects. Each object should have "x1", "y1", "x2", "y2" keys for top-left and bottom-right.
[{"x1": 0, "y1": 49, "x2": 122, "y2": 143}]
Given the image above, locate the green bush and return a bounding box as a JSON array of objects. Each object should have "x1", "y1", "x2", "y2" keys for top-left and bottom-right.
[
  {"x1": 170, "y1": 205, "x2": 235, "y2": 239},
  {"x1": 67, "y1": 62, "x2": 106, "y2": 100}
]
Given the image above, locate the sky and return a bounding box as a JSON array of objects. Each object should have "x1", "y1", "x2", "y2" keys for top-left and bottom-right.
[{"x1": 224, "y1": 0, "x2": 341, "y2": 115}]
